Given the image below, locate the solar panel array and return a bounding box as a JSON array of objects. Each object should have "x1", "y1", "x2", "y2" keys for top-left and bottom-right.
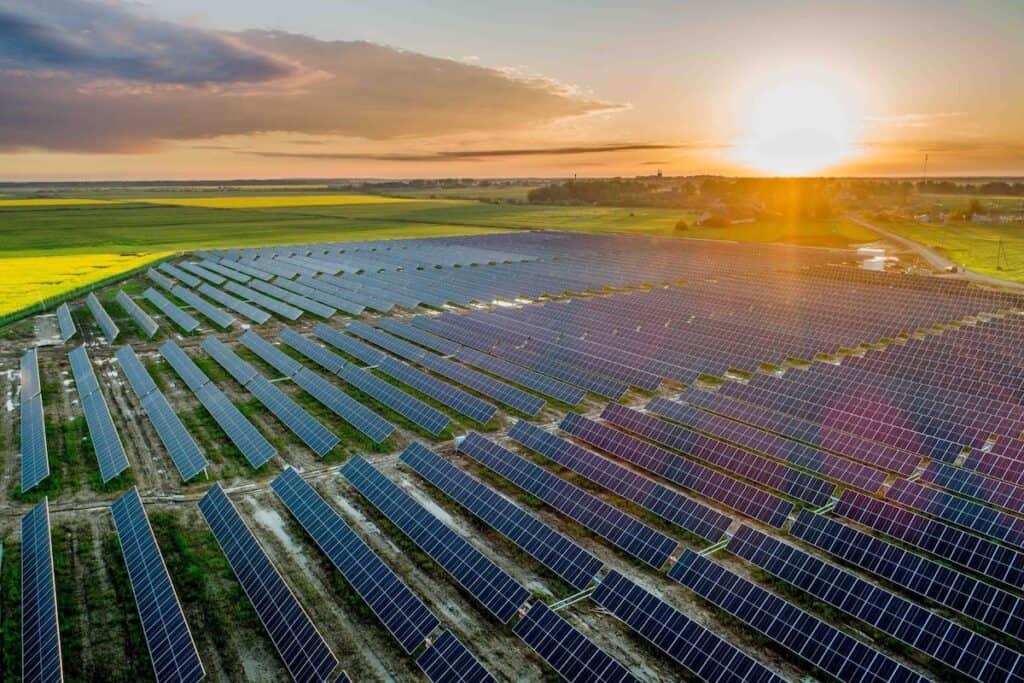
[
  {"x1": 115, "y1": 345, "x2": 208, "y2": 481},
  {"x1": 200, "y1": 336, "x2": 339, "y2": 457},
  {"x1": 400, "y1": 442, "x2": 602, "y2": 590},
  {"x1": 730, "y1": 524, "x2": 1024, "y2": 681},
  {"x1": 669, "y1": 550, "x2": 926, "y2": 683},
  {"x1": 250, "y1": 279, "x2": 334, "y2": 318},
  {"x1": 377, "y1": 355, "x2": 497, "y2": 424},
  {"x1": 158, "y1": 263, "x2": 201, "y2": 288},
  {"x1": 337, "y1": 362, "x2": 450, "y2": 436},
  {"x1": 416, "y1": 630, "x2": 495, "y2": 683},
  {"x1": 69, "y1": 345, "x2": 130, "y2": 482},
  {"x1": 148, "y1": 267, "x2": 176, "y2": 291},
  {"x1": 197, "y1": 283, "x2": 270, "y2": 324},
  {"x1": 270, "y1": 468, "x2": 440, "y2": 653},
  {"x1": 169, "y1": 285, "x2": 235, "y2": 328},
  {"x1": 159, "y1": 341, "x2": 276, "y2": 468},
  {"x1": 508, "y1": 420, "x2": 730, "y2": 542},
  {"x1": 198, "y1": 484, "x2": 338, "y2": 682},
  {"x1": 225, "y1": 281, "x2": 303, "y2": 320},
  {"x1": 21, "y1": 499, "x2": 63, "y2": 683},
  {"x1": 86, "y1": 292, "x2": 119, "y2": 343},
  {"x1": 342, "y1": 456, "x2": 530, "y2": 623},
  {"x1": 513, "y1": 602, "x2": 637, "y2": 683},
  {"x1": 116, "y1": 290, "x2": 160, "y2": 338},
  {"x1": 592, "y1": 571, "x2": 783, "y2": 683},
  {"x1": 111, "y1": 488, "x2": 204, "y2": 683},
  {"x1": 456, "y1": 432, "x2": 677, "y2": 568},
  {"x1": 56, "y1": 303, "x2": 76, "y2": 342},
  {"x1": 143, "y1": 288, "x2": 200, "y2": 333},
  {"x1": 178, "y1": 262, "x2": 226, "y2": 285},
  {"x1": 20, "y1": 347, "x2": 50, "y2": 492}
]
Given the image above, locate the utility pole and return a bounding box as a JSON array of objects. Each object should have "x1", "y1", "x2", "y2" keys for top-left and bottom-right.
[{"x1": 997, "y1": 238, "x2": 1008, "y2": 271}]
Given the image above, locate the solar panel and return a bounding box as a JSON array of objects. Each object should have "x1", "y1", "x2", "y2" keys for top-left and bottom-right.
[
  {"x1": 416, "y1": 630, "x2": 495, "y2": 683},
  {"x1": 669, "y1": 550, "x2": 926, "y2": 683},
  {"x1": 111, "y1": 488, "x2": 204, "y2": 683},
  {"x1": 21, "y1": 394, "x2": 50, "y2": 493},
  {"x1": 560, "y1": 411, "x2": 793, "y2": 528},
  {"x1": 158, "y1": 263, "x2": 201, "y2": 288},
  {"x1": 198, "y1": 260, "x2": 250, "y2": 283},
  {"x1": 143, "y1": 288, "x2": 200, "y2": 333},
  {"x1": 346, "y1": 321, "x2": 428, "y2": 360},
  {"x1": 281, "y1": 326, "x2": 352, "y2": 373},
  {"x1": 86, "y1": 293, "x2": 120, "y2": 343},
  {"x1": 271, "y1": 278, "x2": 364, "y2": 316},
  {"x1": 247, "y1": 375, "x2": 340, "y2": 457},
  {"x1": 592, "y1": 571, "x2": 783, "y2": 683},
  {"x1": 178, "y1": 262, "x2": 226, "y2": 286},
  {"x1": 56, "y1": 303, "x2": 76, "y2": 342},
  {"x1": 249, "y1": 280, "x2": 334, "y2": 318},
  {"x1": 790, "y1": 509, "x2": 1024, "y2": 640},
  {"x1": 116, "y1": 345, "x2": 208, "y2": 481},
  {"x1": 377, "y1": 356, "x2": 497, "y2": 424},
  {"x1": 400, "y1": 442, "x2": 602, "y2": 590},
  {"x1": 337, "y1": 363, "x2": 450, "y2": 436},
  {"x1": 513, "y1": 602, "x2": 637, "y2": 683},
  {"x1": 198, "y1": 484, "x2": 339, "y2": 683},
  {"x1": 116, "y1": 291, "x2": 160, "y2": 338},
  {"x1": 311, "y1": 324, "x2": 384, "y2": 366},
  {"x1": 341, "y1": 456, "x2": 530, "y2": 623},
  {"x1": 197, "y1": 284, "x2": 271, "y2": 325},
  {"x1": 291, "y1": 368, "x2": 395, "y2": 444},
  {"x1": 376, "y1": 318, "x2": 460, "y2": 355},
  {"x1": 200, "y1": 336, "x2": 258, "y2": 386},
  {"x1": 160, "y1": 341, "x2": 276, "y2": 469},
  {"x1": 147, "y1": 268, "x2": 176, "y2": 291},
  {"x1": 216, "y1": 259, "x2": 273, "y2": 282},
  {"x1": 270, "y1": 468, "x2": 439, "y2": 653},
  {"x1": 69, "y1": 346, "x2": 129, "y2": 483},
  {"x1": 727, "y1": 524, "x2": 1024, "y2": 683},
  {"x1": 453, "y1": 346, "x2": 585, "y2": 406},
  {"x1": 509, "y1": 420, "x2": 730, "y2": 543},
  {"x1": 456, "y1": 433, "x2": 677, "y2": 569},
  {"x1": 21, "y1": 499, "x2": 63, "y2": 683},
  {"x1": 238, "y1": 330, "x2": 303, "y2": 378},
  {"x1": 224, "y1": 282, "x2": 303, "y2": 321},
  {"x1": 416, "y1": 352, "x2": 544, "y2": 417},
  {"x1": 921, "y1": 460, "x2": 1024, "y2": 517},
  {"x1": 169, "y1": 286, "x2": 235, "y2": 329},
  {"x1": 21, "y1": 347, "x2": 41, "y2": 399}
]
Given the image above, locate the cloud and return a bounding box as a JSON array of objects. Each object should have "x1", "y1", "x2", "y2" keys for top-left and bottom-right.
[
  {"x1": 0, "y1": 1, "x2": 617, "y2": 153},
  {"x1": 242, "y1": 143, "x2": 679, "y2": 162}
]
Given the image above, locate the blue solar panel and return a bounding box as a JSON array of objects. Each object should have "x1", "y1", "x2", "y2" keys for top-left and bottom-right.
[
  {"x1": 272, "y1": 278, "x2": 364, "y2": 316},
  {"x1": 56, "y1": 303, "x2": 76, "y2": 342},
  {"x1": 456, "y1": 433, "x2": 677, "y2": 569},
  {"x1": 159, "y1": 341, "x2": 210, "y2": 392},
  {"x1": 513, "y1": 602, "x2": 637, "y2": 683},
  {"x1": 509, "y1": 420, "x2": 730, "y2": 543},
  {"x1": 198, "y1": 484, "x2": 338, "y2": 683},
  {"x1": 453, "y1": 346, "x2": 585, "y2": 406},
  {"x1": 270, "y1": 468, "x2": 439, "y2": 653},
  {"x1": 21, "y1": 499, "x2": 63, "y2": 683},
  {"x1": 86, "y1": 293, "x2": 120, "y2": 343},
  {"x1": 592, "y1": 571, "x2": 783, "y2": 683},
  {"x1": 417, "y1": 630, "x2": 495, "y2": 683},
  {"x1": 376, "y1": 318, "x2": 460, "y2": 355},
  {"x1": 158, "y1": 263, "x2": 201, "y2": 288},
  {"x1": 291, "y1": 368, "x2": 394, "y2": 444},
  {"x1": 198, "y1": 259, "x2": 250, "y2": 283},
  {"x1": 249, "y1": 280, "x2": 334, "y2": 318},
  {"x1": 247, "y1": 375, "x2": 339, "y2": 457},
  {"x1": 69, "y1": 346, "x2": 129, "y2": 483},
  {"x1": 224, "y1": 282, "x2": 303, "y2": 320},
  {"x1": 144, "y1": 288, "x2": 200, "y2": 333},
  {"x1": 111, "y1": 488, "x2": 204, "y2": 683},
  {"x1": 341, "y1": 456, "x2": 529, "y2": 623},
  {"x1": 337, "y1": 363, "x2": 450, "y2": 436},
  {"x1": 376, "y1": 356, "x2": 497, "y2": 424},
  {"x1": 197, "y1": 284, "x2": 271, "y2": 325},
  {"x1": 238, "y1": 330, "x2": 303, "y2": 378},
  {"x1": 20, "y1": 348, "x2": 49, "y2": 492},
  {"x1": 169, "y1": 286, "x2": 235, "y2": 329},
  {"x1": 400, "y1": 442, "x2": 602, "y2": 590},
  {"x1": 280, "y1": 327, "x2": 350, "y2": 373},
  {"x1": 116, "y1": 290, "x2": 160, "y2": 338},
  {"x1": 200, "y1": 336, "x2": 257, "y2": 386},
  {"x1": 178, "y1": 262, "x2": 226, "y2": 285},
  {"x1": 148, "y1": 268, "x2": 176, "y2": 291},
  {"x1": 311, "y1": 324, "x2": 384, "y2": 366}
]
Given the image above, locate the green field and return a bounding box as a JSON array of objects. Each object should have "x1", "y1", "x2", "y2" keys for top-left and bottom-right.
[{"x1": 885, "y1": 219, "x2": 1024, "y2": 282}]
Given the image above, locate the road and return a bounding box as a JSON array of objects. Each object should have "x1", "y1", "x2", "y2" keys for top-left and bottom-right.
[{"x1": 847, "y1": 215, "x2": 1024, "y2": 292}]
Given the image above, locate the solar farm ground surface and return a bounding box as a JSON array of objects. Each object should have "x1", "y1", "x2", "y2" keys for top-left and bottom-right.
[{"x1": 4, "y1": 226, "x2": 1024, "y2": 681}]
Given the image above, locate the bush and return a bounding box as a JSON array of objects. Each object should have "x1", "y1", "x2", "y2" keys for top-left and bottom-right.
[{"x1": 674, "y1": 219, "x2": 689, "y2": 231}]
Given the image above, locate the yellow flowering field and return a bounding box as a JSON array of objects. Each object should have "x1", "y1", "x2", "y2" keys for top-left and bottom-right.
[
  {"x1": 0, "y1": 252, "x2": 170, "y2": 318},
  {"x1": 137, "y1": 194, "x2": 416, "y2": 209}
]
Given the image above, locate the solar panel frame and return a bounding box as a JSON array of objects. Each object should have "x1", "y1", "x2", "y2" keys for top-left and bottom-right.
[
  {"x1": 270, "y1": 468, "x2": 439, "y2": 653},
  {"x1": 416, "y1": 630, "x2": 496, "y2": 683},
  {"x1": 400, "y1": 442, "x2": 602, "y2": 590},
  {"x1": 341, "y1": 456, "x2": 530, "y2": 623},
  {"x1": 116, "y1": 290, "x2": 160, "y2": 338},
  {"x1": 292, "y1": 368, "x2": 395, "y2": 444},
  {"x1": 143, "y1": 288, "x2": 200, "y2": 333},
  {"x1": 21, "y1": 499, "x2": 63, "y2": 683},
  {"x1": 111, "y1": 488, "x2": 204, "y2": 683},
  {"x1": 56, "y1": 303, "x2": 76, "y2": 342},
  {"x1": 198, "y1": 484, "x2": 339, "y2": 683},
  {"x1": 140, "y1": 392, "x2": 209, "y2": 481},
  {"x1": 513, "y1": 602, "x2": 637, "y2": 683}
]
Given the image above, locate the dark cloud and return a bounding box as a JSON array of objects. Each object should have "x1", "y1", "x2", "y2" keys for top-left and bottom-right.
[
  {"x1": 0, "y1": 1, "x2": 617, "y2": 153},
  {"x1": 0, "y1": 0, "x2": 298, "y2": 85},
  {"x1": 243, "y1": 143, "x2": 679, "y2": 162}
]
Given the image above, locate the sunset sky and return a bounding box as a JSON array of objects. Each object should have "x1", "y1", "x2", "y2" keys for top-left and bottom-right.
[{"x1": 2, "y1": 0, "x2": 1022, "y2": 180}]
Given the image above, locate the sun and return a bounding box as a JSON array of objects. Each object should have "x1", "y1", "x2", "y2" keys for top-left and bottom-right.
[{"x1": 733, "y1": 77, "x2": 858, "y2": 175}]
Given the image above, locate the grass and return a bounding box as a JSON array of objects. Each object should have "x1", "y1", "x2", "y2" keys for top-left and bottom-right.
[
  {"x1": 882, "y1": 219, "x2": 1024, "y2": 283},
  {"x1": 0, "y1": 198, "x2": 113, "y2": 206},
  {"x1": 135, "y1": 193, "x2": 417, "y2": 209}
]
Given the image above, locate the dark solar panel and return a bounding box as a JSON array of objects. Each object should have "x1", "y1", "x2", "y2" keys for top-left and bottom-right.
[
  {"x1": 224, "y1": 282, "x2": 303, "y2": 320},
  {"x1": 416, "y1": 352, "x2": 544, "y2": 417},
  {"x1": 56, "y1": 303, "x2": 76, "y2": 342},
  {"x1": 250, "y1": 280, "x2": 335, "y2": 318},
  {"x1": 727, "y1": 524, "x2": 1024, "y2": 682},
  {"x1": 270, "y1": 468, "x2": 439, "y2": 653},
  {"x1": 21, "y1": 499, "x2": 63, "y2": 683},
  {"x1": 508, "y1": 420, "x2": 730, "y2": 543},
  {"x1": 592, "y1": 571, "x2": 783, "y2": 683},
  {"x1": 513, "y1": 602, "x2": 637, "y2": 683},
  {"x1": 456, "y1": 433, "x2": 677, "y2": 569},
  {"x1": 179, "y1": 262, "x2": 226, "y2": 285},
  {"x1": 337, "y1": 363, "x2": 450, "y2": 436},
  {"x1": 158, "y1": 263, "x2": 201, "y2": 288},
  {"x1": 453, "y1": 346, "x2": 585, "y2": 406},
  {"x1": 246, "y1": 375, "x2": 339, "y2": 457},
  {"x1": 921, "y1": 460, "x2": 1024, "y2": 517},
  {"x1": 117, "y1": 290, "x2": 160, "y2": 338},
  {"x1": 377, "y1": 356, "x2": 497, "y2": 424},
  {"x1": 197, "y1": 283, "x2": 271, "y2": 325},
  {"x1": 111, "y1": 488, "x2": 204, "y2": 683},
  {"x1": 21, "y1": 394, "x2": 49, "y2": 493},
  {"x1": 239, "y1": 330, "x2": 303, "y2": 378},
  {"x1": 311, "y1": 324, "x2": 384, "y2": 366},
  {"x1": 86, "y1": 292, "x2": 120, "y2": 343},
  {"x1": 148, "y1": 268, "x2": 176, "y2": 291},
  {"x1": 341, "y1": 456, "x2": 529, "y2": 623},
  {"x1": 416, "y1": 630, "x2": 495, "y2": 683},
  {"x1": 198, "y1": 484, "x2": 339, "y2": 683},
  {"x1": 200, "y1": 336, "x2": 257, "y2": 386},
  {"x1": 376, "y1": 318, "x2": 461, "y2": 355},
  {"x1": 280, "y1": 327, "x2": 349, "y2": 373},
  {"x1": 400, "y1": 442, "x2": 601, "y2": 590},
  {"x1": 159, "y1": 341, "x2": 210, "y2": 392},
  {"x1": 291, "y1": 369, "x2": 395, "y2": 444},
  {"x1": 70, "y1": 346, "x2": 129, "y2": 483},
  {"x1": 143, "y1": 288, "x2": 200, "y2": 333},
  {"x1": 169, "y1": 286, "x2": 235, "y2": 329},
  {"x1": 669, "y1": 550, "x2": 926, "y2": 683}
]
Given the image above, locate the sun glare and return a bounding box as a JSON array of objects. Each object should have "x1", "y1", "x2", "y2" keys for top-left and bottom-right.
[{"x1": 734, "y1": 77, "x2": 858, "y2": 175}]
